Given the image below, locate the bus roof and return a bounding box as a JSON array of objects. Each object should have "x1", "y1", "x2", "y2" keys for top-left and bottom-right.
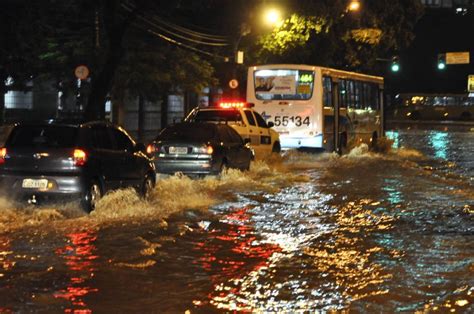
[{"x1": 250, "y1": 64, "x2": 383, "y2": 84}]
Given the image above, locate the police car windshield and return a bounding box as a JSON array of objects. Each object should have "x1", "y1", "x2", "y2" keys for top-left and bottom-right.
[{"x1": 193, "y1": 110, "x2": 242, "y2": 123}]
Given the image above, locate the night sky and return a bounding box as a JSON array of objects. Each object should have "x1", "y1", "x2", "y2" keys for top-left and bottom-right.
[{"x1": 387, "y1": 7, "x2": 474, "y2": 94}]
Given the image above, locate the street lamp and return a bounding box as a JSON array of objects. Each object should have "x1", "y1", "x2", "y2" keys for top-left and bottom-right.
[
  {"x1": 348, "y1": 0, "x2": 361, "y2": 12},
  {"x1": 263, "y1": 8, "x2": 282, "y2": 27}
]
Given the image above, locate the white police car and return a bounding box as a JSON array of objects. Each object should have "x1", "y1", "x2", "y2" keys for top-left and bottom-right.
[{"x1": 185, "y1": 101, "x2": 281, "y2": 159}]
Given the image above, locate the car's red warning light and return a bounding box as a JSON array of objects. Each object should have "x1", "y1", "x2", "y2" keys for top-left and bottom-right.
[{"x1": 218, "y1": 101, "x2": 254, "y2": 109}]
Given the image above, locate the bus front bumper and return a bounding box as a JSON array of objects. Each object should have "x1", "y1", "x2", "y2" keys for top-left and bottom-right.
[{"x1": 280, "y1": 134, "x2": 324, "y2": 149}]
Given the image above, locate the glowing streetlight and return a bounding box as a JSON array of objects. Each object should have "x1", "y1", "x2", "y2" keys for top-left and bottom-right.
[
  {"x1": 348, "y1": 0, "x2": 361, "y2": 12},
  {"x1": 264, "y1": 8, "x2": 282, "y2": 27}
]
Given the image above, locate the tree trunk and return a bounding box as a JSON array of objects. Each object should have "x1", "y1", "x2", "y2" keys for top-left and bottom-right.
[
  {"x1": 160, "y1": 93, "x2": 168, "y2": 130},
  {"x1": 84, "y1": 1, "x2": 134, "y2": 121},
  {"x1": 111, "y1": 94, "x2": 125, "y2": 126}
]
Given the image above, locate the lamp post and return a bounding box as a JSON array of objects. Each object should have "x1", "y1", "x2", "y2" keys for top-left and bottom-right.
[{"x1": 229, "y1": 7, "x2": 282, "y2": 99}]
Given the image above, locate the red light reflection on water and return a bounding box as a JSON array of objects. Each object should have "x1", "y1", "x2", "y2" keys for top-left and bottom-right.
[
  {"x1": 0, "y1": 236, "x2": 14, "y2": 313},
  {"x1": 0, "y1": 235, "x2": 14, "y2": 271},
  {"x1": 193, "y1": 207, "x2": 281, "y2": 310},
  {"x1": 54, "y1": 230, "x2": 99, "y2": 313}
]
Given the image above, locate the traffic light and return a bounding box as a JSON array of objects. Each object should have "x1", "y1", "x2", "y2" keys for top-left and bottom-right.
[
  {"x1": 391, "y1": 56, "x2": 400, "y2": 72},
  {"x1": 437, "y1": 53, "x2": 446, "y2": 70}
]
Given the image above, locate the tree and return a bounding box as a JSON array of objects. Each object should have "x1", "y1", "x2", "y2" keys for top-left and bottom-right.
[
  {"x1": 250, "y1": 0, "x2": 424, "y2": 75},
  {"x1": 0, "y1": 0, "x2": 50, "y2": 123},
  {"x1": 1, "y1": 0, "x2": 223, "y2": 123}
]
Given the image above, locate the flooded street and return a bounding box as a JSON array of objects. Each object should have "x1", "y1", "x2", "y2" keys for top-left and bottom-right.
[{"x1": 0, "y1": 124, "x2": 473, "y2": 313}]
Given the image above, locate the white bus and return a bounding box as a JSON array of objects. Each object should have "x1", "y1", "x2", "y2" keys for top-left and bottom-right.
[{"x1": 246, "y1": 64, "x2": 384, "y2": 152}]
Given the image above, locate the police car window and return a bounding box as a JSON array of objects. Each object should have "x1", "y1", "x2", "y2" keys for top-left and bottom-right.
[
  {"x1": 254, "y1": 112, "x2": 268, "y2": 128},
  {"x1": 244, "y1": 110, "x2": 256, "y2": 126}
]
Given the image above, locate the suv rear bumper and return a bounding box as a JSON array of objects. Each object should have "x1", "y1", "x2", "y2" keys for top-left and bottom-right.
[
  {"x1": 154, "y1": 159, "x2": 220, "y2": 176},
  {"x1": 0, "y1": 174, "x2": 86, "y2": 199}
]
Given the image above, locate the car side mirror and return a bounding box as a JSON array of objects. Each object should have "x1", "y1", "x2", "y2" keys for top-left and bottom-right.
[
  {"x1": 267, "y1": 121, "x2": 274, "y2": 128},
  {"x1": 244, "y1": 138, "x2": 251, "y2": 144}
]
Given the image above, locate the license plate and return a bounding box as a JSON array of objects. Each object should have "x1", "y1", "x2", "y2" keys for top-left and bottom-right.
[
  {"x1": 169, "y1": 146, "x2": 188, "y2": 154},
  {"x1": 22, "y1": 179, "x2": 48, "y2": 189}
]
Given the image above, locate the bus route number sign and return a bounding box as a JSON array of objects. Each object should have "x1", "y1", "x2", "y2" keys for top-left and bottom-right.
[{"x1": 273, "y1": 115, "x2": 310, "y2": 127}]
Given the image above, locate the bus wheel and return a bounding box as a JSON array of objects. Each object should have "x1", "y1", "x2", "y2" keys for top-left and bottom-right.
[
  {"x1": 339, "y1": 132, "x2": 348, "y2": 153},
  {"x1": 272, "y1": 142, "x2": 281, "y2": 153},
  {"x1": 370, "y1": 132, "x2": 378, "y2": 150}
]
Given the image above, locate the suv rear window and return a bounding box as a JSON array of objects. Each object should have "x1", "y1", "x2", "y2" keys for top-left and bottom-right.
[
  {"x1": 7, "y1": 125, "x2": 78, "y2": 148},
  {"x1": 193, "y1": 110, "x2": 242, "y2": 122}
]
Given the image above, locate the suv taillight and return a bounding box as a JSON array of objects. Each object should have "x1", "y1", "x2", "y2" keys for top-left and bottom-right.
[
  {"x1": 146, "y1": 144, "x2": 156, "y2": 155},
  {"x1": 0, "y1": 148, "x2": 6, "y2": 165},
  {"x1": 73, "y1": 149, "x2": 87, "y2": 166},
  {"x1": 198, "y1": 145, "x2": 213, "y2": 155}
]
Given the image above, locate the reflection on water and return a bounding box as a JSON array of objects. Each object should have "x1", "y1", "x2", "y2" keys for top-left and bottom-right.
[
  {"x1": 192, "y1": 206, "x2": 282, "y2": 311},
  {"x1": 0, "y1": 126, "x2": 472, "y2": 312},
  {"x1": 429, "y1": 131, "x2": 449, "y2": 160},
  {"x1": 382, "y1": 178, "x2": 404, "y2": 205},
  {"x1": 54, "y1": 230, "x2": 99, "y2": 313}
]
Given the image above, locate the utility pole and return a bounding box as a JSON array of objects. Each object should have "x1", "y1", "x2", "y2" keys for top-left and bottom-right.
[{"x1": 95, "y1": 8, "x2": 100, "y2": 49}]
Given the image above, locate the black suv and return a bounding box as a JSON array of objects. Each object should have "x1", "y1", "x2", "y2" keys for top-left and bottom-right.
[{"x1": 0, "y1": 120, "x2": 156, "y2": 212}]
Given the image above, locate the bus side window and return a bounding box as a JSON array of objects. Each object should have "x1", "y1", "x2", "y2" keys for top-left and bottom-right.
[
  {"x1": 370, "y1": 84, "x2": 380, "y2": 110},
  {"x1": 354, "y1": 81, "x2": 362, "y2": 109},
  {"x1": 323, "y1": 76, "x2": 333, "y2": 107},
  {"x1": 347, "y1": 80, "x2": 355, "y2": 109},
  {"x1": 339, "y1": 79, "x2": 347, "y2": 108}
]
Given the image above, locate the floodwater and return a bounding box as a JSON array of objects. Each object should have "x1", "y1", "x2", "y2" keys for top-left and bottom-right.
[{"x1": 0, "y1": 124, "x2": 473, "y2": 313}]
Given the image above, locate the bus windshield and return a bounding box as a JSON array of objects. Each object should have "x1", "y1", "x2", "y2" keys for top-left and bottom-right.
[{"x1": 254, "y1": 69, "x2": 314, "y2": 101}]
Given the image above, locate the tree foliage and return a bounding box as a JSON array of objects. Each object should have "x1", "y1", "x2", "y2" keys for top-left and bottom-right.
[
  {"x1": 252, "y1": 0, "x2": 424, "y2": 74},
  {"x1": 1, "y1": 0, "x2": 221, "y2": 122},
  {"x1": 0, "y1": 0, "x2": 51, "y2": 122}
]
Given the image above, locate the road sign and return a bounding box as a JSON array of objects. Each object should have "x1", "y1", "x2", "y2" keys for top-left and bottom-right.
[
  {"x1": 74, "y1": 65, "x2": 89, "y2": 80},
  {"x1": 236, "y1": 51, "x2": 244, "y2": 64},
  {"x1": 229, "y1": 79, "x2": 239, "y2": 89},
  {"x1": 446, "y1": 52, "x2": 470, "y2": 65},
  {"x1": 468, "y1": 75, "x2": 474, "y2": 93}
]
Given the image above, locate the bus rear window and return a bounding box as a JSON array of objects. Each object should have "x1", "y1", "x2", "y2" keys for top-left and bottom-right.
[{"x1": 254, "y1": 69, "x2": 314, "y2": 101}]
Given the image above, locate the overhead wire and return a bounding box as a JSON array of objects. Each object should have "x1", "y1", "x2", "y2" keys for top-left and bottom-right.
[
  {"x1": 132, "y1": 23, "x2": 228, "y2": 60},
  {"x1": 121, "y1": 3, "x2": 230, "y2": 45},
  {"x1": 134, "y1": 14, "x2": 230, "y2": 47},
  {"x1": 121, "y1": 2, "x2": 231, "y2": 60},
  {"x1": 149, "y1": 16, "x2": 229, "y2": 42},
  {"x1": 121, "y1": 2, "x2": 228, "y2": 41}
]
